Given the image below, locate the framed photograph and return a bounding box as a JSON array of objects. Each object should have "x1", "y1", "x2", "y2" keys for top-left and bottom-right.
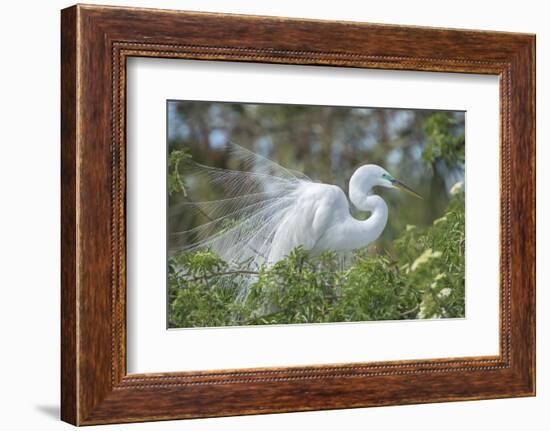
[{"x1": 61, "y1": 4, "x2": 535, "y2": 425}]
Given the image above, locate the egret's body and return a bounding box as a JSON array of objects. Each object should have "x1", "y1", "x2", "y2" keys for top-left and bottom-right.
[
  {"x1": 180, "y1": 144, "x2": 419, "y2": 296},
  {"x1": 267, "y1": 180, "x2": 388, "y2": 263}
]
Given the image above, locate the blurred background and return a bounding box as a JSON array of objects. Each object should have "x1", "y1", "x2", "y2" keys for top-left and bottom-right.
[{"x1": 167, "y1": 100, "x2": 465, "y2": 253}]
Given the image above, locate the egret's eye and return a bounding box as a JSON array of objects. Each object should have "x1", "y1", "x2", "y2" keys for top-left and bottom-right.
[{"x1": 382, "y1": 173, "x2": 394, "y2": 181}]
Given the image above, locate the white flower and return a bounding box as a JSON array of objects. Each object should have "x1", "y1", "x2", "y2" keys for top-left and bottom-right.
[
  {"x1": 433, "y1": 216, "x2": 447, "y2": 226},
  {"x1": 450, "y1": 181, "x2": 464, "y2": 196},
  {"x1": 431, "y1": 274, "x2": 446, "y2": 289},
  {"x1": 411, "y1": 248, "x2": 442, "y2": 271},
  {"x1": 438, "y1": 288, "x2": 452, "y2": 298}
]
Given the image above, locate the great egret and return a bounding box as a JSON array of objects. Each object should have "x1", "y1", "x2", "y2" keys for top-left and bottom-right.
[{"x1": 178, "y1": 143, "x2": 421, "y2": 284}]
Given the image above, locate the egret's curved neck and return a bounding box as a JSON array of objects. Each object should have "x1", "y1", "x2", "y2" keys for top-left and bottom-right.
[{"x1": 347, "y1": 176, "x2": 389, "y2": 248}]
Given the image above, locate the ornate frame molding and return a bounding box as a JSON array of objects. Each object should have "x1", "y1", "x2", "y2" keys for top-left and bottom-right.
[{"x1": 61, "y1": 5, "x2": 535, "y2": 425}]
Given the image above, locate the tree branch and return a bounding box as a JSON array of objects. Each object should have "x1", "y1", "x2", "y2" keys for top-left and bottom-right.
[{"x1": 181, "y1": 269, "x2": 259, "y2": 283}]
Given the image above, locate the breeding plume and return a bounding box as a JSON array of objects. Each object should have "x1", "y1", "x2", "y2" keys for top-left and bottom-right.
[{"x1": 179, "y1": 144, "x2": 421, "y2": 271}]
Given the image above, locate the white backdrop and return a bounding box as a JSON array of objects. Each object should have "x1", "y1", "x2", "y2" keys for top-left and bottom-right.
[
  {"x1": 126, "y1": 59, "x2": 500, "y2": 373},
  {"x1": 0, "y1": 0, "x2": 547, "y2": 430}
]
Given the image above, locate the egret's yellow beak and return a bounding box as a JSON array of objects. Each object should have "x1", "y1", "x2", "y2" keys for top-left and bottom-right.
[{"x1": 392, "y1": 179, "x2": 423, "y2": 199}]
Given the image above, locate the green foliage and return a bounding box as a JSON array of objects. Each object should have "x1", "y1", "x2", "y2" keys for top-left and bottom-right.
[
  {"x1": 168, "y1": 192, "x2": 465, "y2": 328},
  {"x1": 393, "y1": 192, "x2": 465, "y2": 318},
  {"x1": 168, "y1": 149, "x2": 190, "y2": 196},
  {"x1": 242, "y1": 249, "x2": 341, "y2": 325},
  {"x1": 168, "y1": 250, "x2": 241, "y2": 327},
  {"x1": 329, "y1": 254, "x2": 408, "y2": 322},
  {"x1": 422, "y1": 112, "x2": 465, "y2": 169}
]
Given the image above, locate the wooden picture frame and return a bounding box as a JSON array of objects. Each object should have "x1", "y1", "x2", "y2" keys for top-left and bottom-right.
[{"x1": 61, "y1": 4, "x2": 535, "y2": 425}]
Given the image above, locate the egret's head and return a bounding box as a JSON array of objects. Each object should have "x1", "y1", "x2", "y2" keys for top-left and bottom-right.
[{"x1": 352, "y1": 165, "x2": 422, "y2": 199}]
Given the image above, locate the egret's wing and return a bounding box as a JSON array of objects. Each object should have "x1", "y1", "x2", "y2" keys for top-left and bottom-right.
[
  {"x1": 228, "y1": 142, "x2": 312, "y2": 182},
  {"x1": 174, "y1": 143, "x2": 309, "y2": 269}
]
